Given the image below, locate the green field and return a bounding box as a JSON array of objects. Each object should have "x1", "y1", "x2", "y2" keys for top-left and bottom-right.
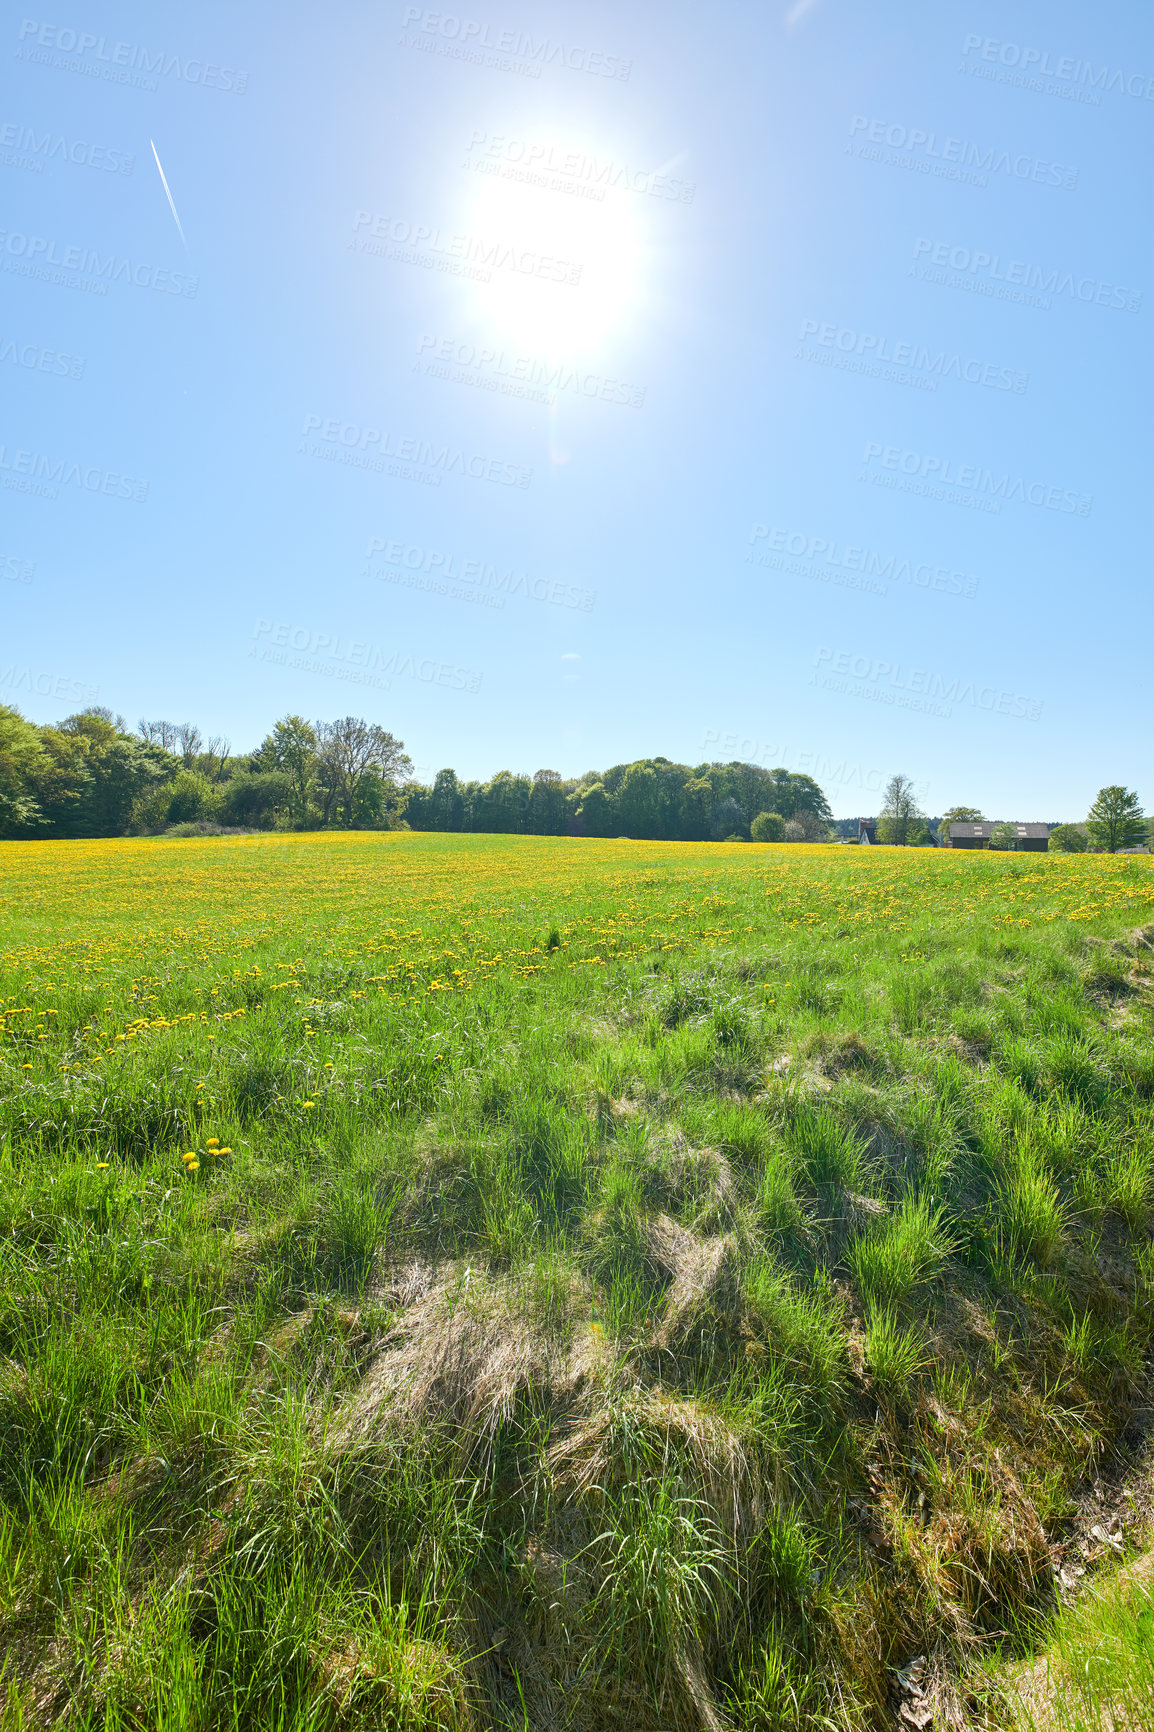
[{"x1": 1, "y1": 834, "x2": 1153, "y2": 1730}]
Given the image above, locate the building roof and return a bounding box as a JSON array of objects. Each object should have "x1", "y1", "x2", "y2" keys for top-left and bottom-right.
[{"x1": 948, "y1": 822, "x2": 1050, "y2": 840}]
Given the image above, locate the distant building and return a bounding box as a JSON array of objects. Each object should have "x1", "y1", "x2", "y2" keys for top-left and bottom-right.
[
  {"x1": 856, "y1": 818, "x2": 939, "y2": 845},
  {"x1": 947, "y1": 822, "x2": 1050, "y2": 852}
]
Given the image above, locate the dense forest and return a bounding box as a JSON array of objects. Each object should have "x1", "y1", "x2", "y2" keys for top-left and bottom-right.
[
  {"x1": 404, "y1": 760, "x2": 832, "y2": 839},
  {"x1": 0, "y1": 704, "x2": 833, "y2": 842}
]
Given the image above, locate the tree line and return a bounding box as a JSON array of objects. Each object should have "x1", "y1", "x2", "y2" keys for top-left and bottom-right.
[
  {"x1": 0, "y1": 707, "x2": 411, "y2": 838},
  {"x1": 1, "y1": 703, "x2": 1143, "y2": 851},
  {"x1": 0, "y1": 704, "x2": 833, "y2": 842},
  {"x1": 404, "y1": 759, "x2": 833, "y2": 841}
]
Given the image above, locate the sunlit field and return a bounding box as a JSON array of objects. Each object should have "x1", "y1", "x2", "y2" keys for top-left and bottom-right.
[{"x1": 2, "y1": 834, "x2": 1153, "y2": 1730}]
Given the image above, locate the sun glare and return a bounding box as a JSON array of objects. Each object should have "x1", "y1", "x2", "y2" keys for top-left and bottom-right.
[{"x1": 459, "y1": 165, "x2": 645, "y2": 357}]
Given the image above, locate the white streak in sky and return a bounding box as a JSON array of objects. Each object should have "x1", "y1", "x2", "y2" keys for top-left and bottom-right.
[
  {"x1": 785, "y1": 0, "x2": 821, "y2": 25},
  {"x1": 150, "y1": 139, "x2": 188, "y2": 250}
]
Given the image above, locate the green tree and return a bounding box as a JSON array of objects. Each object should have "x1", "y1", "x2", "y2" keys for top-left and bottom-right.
[
  {"x1": 165, "y1": 771, "x2": 218, "y2": 826},
  {"x1": 876, "y1": 774, "x2": 924, "y2": 845},
  {"x1": 577, "y1": 781, "x2": 613, "y2": 836},
  {"x1": 617, "y1": 763, "x2": 662, "y2": 838},
  {"x1": 989, "y1": 821, "x2": 1019, "y2": 851},
  {"x1": 787, "y1": 772, "x2": 832, "y2": 825},
  {"x1": 352, "y1": 764, "x2": 406, "y2": 829},
  {"x1": 259, "y1": 716, "x2": 318, "y2": 827},
  {"x1": 477, "y1": 771, "x2": 531, "y2": 834},
  {"x1": 750, "y1": 811, "x2": 785, "y2": 842},
  {"x1": 678, "y1": 776, "x2": 713, "y2": 841},
  {"x1": 314, "y1": 718, "x2": 412, "y2": 828},
  {"x1": 937, "y1": 805, "x2": 984, "y2": 843},
  {"x1": 457, "y1": 779, "x2": 486, "y2": 832},
  {"x1": 38, "y1": 711, "x2": 168, "y2": 837},
  {"x1": 220, "y1": 771, "x2": 291, "y2": 829},
  {"x1": 0, "y1": 705, "x2": 50, "y2": 834},
  {"x1": 430, "y1": 768, "x2": 465, "y2": 831},
  {"x1": 1048, "y1": 824, "x2": 1087, "y2": 854},
  {"x1": 756, "y1": 768, "x2": 832, "y2": 825},
  {"x1": 1086, "y1": 786, "x2": 1145, "y2": 853},
  {"x1": 528, "y1": 769, "x2": 567, "y2": 836},
  {"x1": 709, "y1": 794, "x2": 745, "y2": 840}
]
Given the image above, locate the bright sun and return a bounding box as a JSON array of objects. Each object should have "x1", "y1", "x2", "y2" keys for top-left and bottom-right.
[{"x1": 458, "y1": 168, "x2": 644, "y2": 359}]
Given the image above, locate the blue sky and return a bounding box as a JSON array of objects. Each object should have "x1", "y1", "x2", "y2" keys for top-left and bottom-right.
[{"x1": 2, "y1": 0, "x2": 1150, "y2": 816}]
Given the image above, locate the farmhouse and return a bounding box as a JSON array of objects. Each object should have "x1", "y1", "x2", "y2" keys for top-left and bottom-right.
[{"x1": 948, "y1": 822, "x2": 1050, "y2": 851}]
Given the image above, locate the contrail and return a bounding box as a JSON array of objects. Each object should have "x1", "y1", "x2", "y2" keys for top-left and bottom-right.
[
  {"x1": 785, "y1": 0, "x2": 821, "y2": 24},
  {"x1": 150, "y1": 139, "x2": 187, "y2": 250}
]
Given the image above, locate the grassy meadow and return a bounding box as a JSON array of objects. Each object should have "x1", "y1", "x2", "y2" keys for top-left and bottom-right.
[{"x1": 1, "y1": 832, "x2": 1153, "y2": 1730}]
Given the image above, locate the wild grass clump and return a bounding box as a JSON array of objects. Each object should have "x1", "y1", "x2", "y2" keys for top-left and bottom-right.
[
  {"x1": 742, "y1": 1260, "x2": 845, "y2": 1402},
  {"x1": 784, "y1": 1104, "x2": 867, "y2": 1192},
  {"x1": 993, "y1": 1148, "x2": 1067, "y2": 1267},
  {"x1": 754, "y1": 1147, "x2": 803, "y2": 1242},
  {"x1": 848, "y1": 1196, "x2": 955, "y2": 1309},
  {"x1": 1103, "y1": 1141, "x2": 1154, "y2": 1227},
  {"x1": 588, "y1": 1477, "x2": 731, "y2": 1676},
  {"x1": 863, "y1": 1309, "x2": 928, "y2": 1394}
]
